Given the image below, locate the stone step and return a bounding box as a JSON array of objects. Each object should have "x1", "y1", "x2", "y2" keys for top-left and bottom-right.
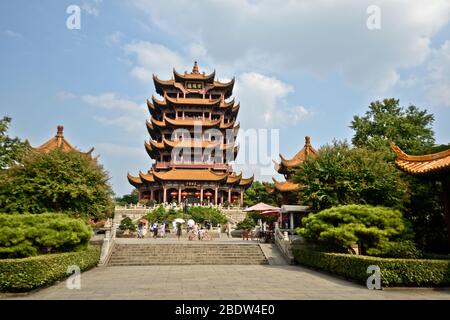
[{"x1": 107, "y1": 243, "x2": 268, "y2": 266}]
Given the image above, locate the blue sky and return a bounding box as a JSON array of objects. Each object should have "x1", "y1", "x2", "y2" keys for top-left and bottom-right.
[{"x1": 1, "y1": 0, "x2": 450, "y2": 196}]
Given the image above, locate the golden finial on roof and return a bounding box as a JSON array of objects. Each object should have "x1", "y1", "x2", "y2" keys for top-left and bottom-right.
[
  {"x1": 56, "y1": 125, "x2": 64, "y2": 137},
  {"x1": 305, "y1": 136, "x2": 311, "y2": 146},
  {"x1": 192, "y1": 61, "x2": 199, "y2": 74}
]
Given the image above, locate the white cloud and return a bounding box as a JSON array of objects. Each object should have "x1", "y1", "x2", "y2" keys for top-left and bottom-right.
[
  {"x1": 81, "y1": 0, "x2": 103, "y2": 16},
  {"x1": 124, "y1": 41, "x2": 186, "y2": 83},
  {"x1": 56, "y1": 91, "x2": 76, "y2": 100},
  {"x1": 95, "y1": 143, "x2": 146, "y2": 158},
  {"x1": 425, "y1": 40, "x2": 450, "y2": 107},
  {"x1": 82, "y1": 92, "x2": 142, "y2": 112},
  {"x1": 130, "y1": 0, "x2": 450, "y2": 91},
  {"x1": 234, "y1": 72, "x2": 311, "y2": 129},
  {"x1": 81, "y1": 93, "x2": 147, "y2": 132},
  {"x1": 2, "y1": 30, "x2": 22, "y2": 38},
  {"x1": 105, "y1": 31, "x2": 123, "y2": 46}
]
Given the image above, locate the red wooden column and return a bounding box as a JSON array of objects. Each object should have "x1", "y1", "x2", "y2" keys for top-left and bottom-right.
[
  {"x1": 240, "y1": 189, "x2": 244, "y2": 207},
  {"x1": 163, "y1": 185, "x2": 167, "y2": 203},
  {"x1": 178, "y1": 186, "x2": 182, "y2": 204}
]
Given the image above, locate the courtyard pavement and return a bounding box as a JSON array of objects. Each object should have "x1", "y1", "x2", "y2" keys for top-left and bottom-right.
[{"x1": 4, "y1": 264, "x2": 450, "y2": 300}]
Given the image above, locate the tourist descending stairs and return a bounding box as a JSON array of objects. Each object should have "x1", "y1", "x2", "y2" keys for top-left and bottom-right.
[{"x1": 107, "y1": 242, "x2": 269, "y2": 266}]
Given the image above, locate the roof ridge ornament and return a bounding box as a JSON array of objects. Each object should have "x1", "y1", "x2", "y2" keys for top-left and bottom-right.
[
  {"x1": 305, "y1": 136, "x2": 311, "y2": 146},
  {"x1": 56, "y1": 125, "x2": 64, "y2": 137},
  {"x1": 192, "y1": 61, "x2": 199, "y2": 74}
]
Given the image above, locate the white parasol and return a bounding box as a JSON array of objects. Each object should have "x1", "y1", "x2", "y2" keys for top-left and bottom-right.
[{"x1": 174, "y1": 218, "x2": 185, "y2": 223}]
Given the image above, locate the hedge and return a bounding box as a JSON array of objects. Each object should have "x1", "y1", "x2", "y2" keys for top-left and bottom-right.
[
  {"x1": 0, "y1": 245, "x2": 101, "y2": 292},
  {"x1": 293, "y1": 247, "x2": 450, "y2": 287}
]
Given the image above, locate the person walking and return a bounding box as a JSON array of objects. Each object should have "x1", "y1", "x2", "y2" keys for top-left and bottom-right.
[
  {"x1": 160, "y1": 222, "x2": 166, "y2": 238},
  {"x1": 153, "y1": 222, "x2": 158, "y2": 238},
  {"x1": 176, "y1": 222, "x2": 182, "y2": 241},
  {"x1": 137, "y1": 222, "x2": 143, "y2": 239},
  {"x1": 227, "y1": 222, "x2": 232, "y2": 238},
  {"x1": 217, "y1": 223, "x2": 221, "y2": 238}
]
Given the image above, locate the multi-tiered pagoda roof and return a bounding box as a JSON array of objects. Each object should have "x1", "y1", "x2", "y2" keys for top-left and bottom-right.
[{"x1": 128, "y1": 62, "x2": 253, "y2": 205}]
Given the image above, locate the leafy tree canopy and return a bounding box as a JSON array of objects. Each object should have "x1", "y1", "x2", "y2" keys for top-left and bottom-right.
[
  {"x1": 0, "y1": 116, "x2": 31, "y2": 169},
  {"x1": 115, "y1": 189, "x2": 139, "y2": 205},
  {"x1": 350, "y1": 98, "x2": 435, "y2": 155},
  {"x1": 244, "y1": 181, "x2": 278, "y2": 207},
  {"x1": 293, "y1": 141, "x2": 408, "y2": 211},
  {"x1": 0, "y1": 149, "x2": 113, "y2": 219}
]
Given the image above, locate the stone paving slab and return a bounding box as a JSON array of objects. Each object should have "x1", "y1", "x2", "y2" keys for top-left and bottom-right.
[{"x1": 3, "y1": 265, "x2": 450, "y2": 300}]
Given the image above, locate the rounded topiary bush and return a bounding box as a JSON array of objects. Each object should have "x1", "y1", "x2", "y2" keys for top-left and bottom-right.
[
  {"x1": 296, "y1": 204, "x2": 413, "y2": 255},
  {"x1": 0, "y1": 213, "x2": 92, "y2": 259}
]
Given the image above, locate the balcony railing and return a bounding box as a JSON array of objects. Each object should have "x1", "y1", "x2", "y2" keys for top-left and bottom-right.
[{"x1": 153, "y1": 162, "x2": 229, "y2": 170}]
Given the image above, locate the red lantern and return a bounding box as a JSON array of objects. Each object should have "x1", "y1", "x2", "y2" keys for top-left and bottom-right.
[
  {"x1": 170, "y1": 191, "x2": 178, "y2": 197},
  {"x1": 181, "y1": 191, "x2": 188, "y2": 197},
  {"x1": 204, "y1": 191, "x2": 212, "y2": 198},
  {"x1": 194, "y1": 191, "x2": 201, "y2": 198},
  {"x1": 231, "y1": 195, "x2": 239, "y2": 199}
]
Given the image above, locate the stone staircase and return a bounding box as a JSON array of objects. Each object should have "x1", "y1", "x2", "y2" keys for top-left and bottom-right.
[{"x1": 107, "y1": 243, "x2": 268, "y2": 266}]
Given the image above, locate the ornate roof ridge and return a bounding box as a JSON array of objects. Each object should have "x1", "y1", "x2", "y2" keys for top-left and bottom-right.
[{"x1": 391, "y1": 142, "x2": 450, "y2": 162}]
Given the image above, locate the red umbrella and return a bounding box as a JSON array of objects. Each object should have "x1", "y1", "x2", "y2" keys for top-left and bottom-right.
[
  {"x1": 204, "y1": 191, "x2": 212, "y2": 198},
  {"x1": 181, "y1": 191, "x2": 188, "y2": 197}
]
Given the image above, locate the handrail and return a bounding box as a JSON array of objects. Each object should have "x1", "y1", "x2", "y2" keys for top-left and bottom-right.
[
  {"x1": 274, "y1": 223, "x2": 294, "y2": 263},
  {"x1": 99, "y1": 224, "x2": 116, "y2": 266}
]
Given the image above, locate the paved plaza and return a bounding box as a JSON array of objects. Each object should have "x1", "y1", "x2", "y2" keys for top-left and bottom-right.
[{"x1": 5, "y1": 264, "x2": 450, "y2": 300}]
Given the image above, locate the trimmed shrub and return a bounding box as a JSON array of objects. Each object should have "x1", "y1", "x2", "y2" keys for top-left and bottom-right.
[
  {"x1": 297, "y1": 205, "x2": 413, "y2": 255},
  {"x1": 119, "y1": 217, "x2": 136, "y2": 232},
  {"x1": 293, "y1": 248, "x2": 450, "y2": 287},
  {"x1": 236, "y1": 217, "x2": 256, "y2": 231},
  {"x1": 0, "y1": 213, "x2": 92, "y2": 259},
  {"x1": 187, "y1": 206, "x2": 227, "y2": 225},
  {"x1": 375, "y1": 241, "x2": 422, "y2": 259},
  {"x1": 0, "y1": 245, "x2": 100, "y2": 292}
]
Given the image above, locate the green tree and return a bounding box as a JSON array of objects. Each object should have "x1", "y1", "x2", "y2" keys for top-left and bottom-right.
[
  {"x1": 293, "y1": 141, "x2": 408, "y2": 211},
  {"x1": 350, "y1": 98, "x2": 434, "y2": 155},
  {"x1": 350, "y1": 99, "x2": 449, "y2": 253},
  {"x1": 0, "y1": 149, "x2": 113, "y2": 219},
  {"x1": 0, "y1": 116, "x2": 30, "y2": 169},
  {"x1": 115, "y1": 189, "x2": 139, "y2": 205},
  {"x1": 297, "y1": 205, "x2": 414, "y2": 255},
  {"x1": 244, "y1": 181, "x2": 277, "y2": 207}
]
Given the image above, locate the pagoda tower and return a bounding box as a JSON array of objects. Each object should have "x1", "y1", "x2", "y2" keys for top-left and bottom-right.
[
  {"x1": 267, "y1": 136, "x2": 317, "y2": 205},
  {"x1": 128, "y1": 62, "x2": 253, "y2": 205}
]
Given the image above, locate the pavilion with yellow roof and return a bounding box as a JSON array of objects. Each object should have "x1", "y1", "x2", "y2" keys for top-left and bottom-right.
[
  {"x1": 267, "y1": 136, "x2": 318, "y2": 204},
  {"x1": 391, "y1": 142, "x2": 450, "y2": 245},
  {"x1": 34, "y1": 125, "x2": 97, "y2": 162},
  {"x1": 128, "y1": 62, "x2": 253, "y2": 205}
]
